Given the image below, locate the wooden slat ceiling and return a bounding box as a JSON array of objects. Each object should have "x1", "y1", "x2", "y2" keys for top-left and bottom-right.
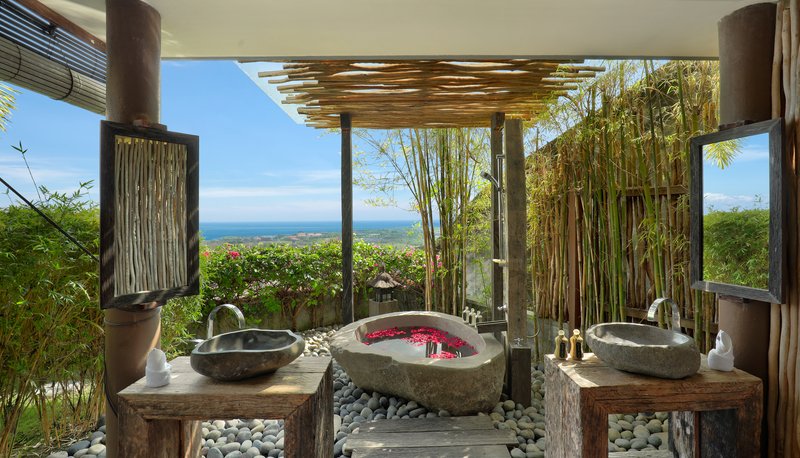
[{"x1": 259, "y1": 60, "x2": 603, "y2": 129}]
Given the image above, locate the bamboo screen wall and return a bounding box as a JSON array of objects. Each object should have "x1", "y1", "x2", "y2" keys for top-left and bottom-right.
[
  {"x1": 100, "y1": 122, "x2": 199, "y2": 309},
  {"x1": 528, "y1": 61, "x2": 721, "y2": 352}
]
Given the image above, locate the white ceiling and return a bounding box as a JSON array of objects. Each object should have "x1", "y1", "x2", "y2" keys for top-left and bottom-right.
[{"x1": 39, "y1": 0, "x2": 770, "y2": 59}]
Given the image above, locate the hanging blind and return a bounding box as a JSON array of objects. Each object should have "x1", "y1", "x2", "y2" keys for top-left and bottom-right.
[{"x1": 0, "y1": 0, "x2": 105, "y2": 113}]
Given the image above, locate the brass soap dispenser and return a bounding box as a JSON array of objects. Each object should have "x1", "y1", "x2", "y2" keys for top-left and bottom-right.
[
  {"x1": 569, "y1": 329, "x2": 584, "y2": 361},
  {"x1": 554, "y1": 330, "x2": 569, "y2": 360}
]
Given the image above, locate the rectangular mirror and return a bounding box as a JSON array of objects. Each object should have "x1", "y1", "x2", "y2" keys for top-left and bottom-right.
[{"x1": 690, "y1": 118, "x2": 785, "y2": 303}]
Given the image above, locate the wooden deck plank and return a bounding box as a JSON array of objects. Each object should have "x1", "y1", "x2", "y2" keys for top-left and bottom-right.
[
  {"x1": 346, "y1": 429, "x2": 518, "y2": 449},
  {"x1": 356, "y1": 416, "x2": 494, "y2": 433},
  {"x1": 352, "y1": 445, "x2": 511, "y2": 458}
]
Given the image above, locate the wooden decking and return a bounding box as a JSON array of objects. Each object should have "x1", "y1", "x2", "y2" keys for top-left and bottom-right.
[{"x1": 346, "y1": 416, "x2": 516, "y2": 457}]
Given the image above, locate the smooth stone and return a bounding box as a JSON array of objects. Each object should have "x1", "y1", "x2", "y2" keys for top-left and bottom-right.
[
  {"x1": 503, "y1": 400, "x2": 516, "y2": 411},
  {"x1": 221, "y1": 443, "x2": 241, "y2": 454},
  {"x1": 246, "y1": 447, "x2": 261, "y2": 458},
  {"x1": 68, "y1": 440, "x2": 91, "y2": 455},
  {"x1": 617, "y1": 420, "x2": 633, "y2": 431},
  {"x1": 630, "y1": 438, "x2": 648, "y2": 450},
  {"x1": 226, "y1": 452, "x2": 243, "y2": 458},
  {"x1": 621, "y1": 430, "x2": 634, "y2": 440},
  {"x1": 47, "y1": 453, "x2": 68, "y2": 458},
  {"x1": 614, "y1": 438, "x2": 631, "y2": 449},
  {"x1": 633, "y1": 425, "x2": 650, "y2": 439},
  {"x1": 648, "y1": 434, "x2": 663, "y2": 447},
  {"x1": 74, "y1": 450, "x2": 88, "y2": 458},
  {"x1": 275, "y1": 437, "x2": 284, "y2": 449},
  {"x1": 647, "y1": 419, "x2": 663, "y2": 433},
  {"x1": 510, "y1": 448, "x2": 526, "y2": 458},
  {"x1": 608, "y1": 428, "x2": 621, "y2": 442},
  {"x1": 208, "y1": 449, "x2": 224, "y2": 458},
  {"x1": 87, "y1": 444, "x2": 105, "y2": 455}
]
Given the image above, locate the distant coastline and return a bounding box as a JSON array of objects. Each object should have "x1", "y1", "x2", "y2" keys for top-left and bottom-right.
[{"x1": 200, "y1": 220, "x2": 429, "y2": 247}]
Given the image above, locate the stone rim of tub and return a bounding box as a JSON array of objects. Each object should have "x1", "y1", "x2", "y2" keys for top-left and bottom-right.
[{"x1": 330, "y1": 311, "x2": 505, "y2": 415}]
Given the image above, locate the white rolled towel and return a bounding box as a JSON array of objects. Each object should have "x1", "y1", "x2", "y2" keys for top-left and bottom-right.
[{"x1": 707, "y1": 330, "x2": 734, "y2": 372}]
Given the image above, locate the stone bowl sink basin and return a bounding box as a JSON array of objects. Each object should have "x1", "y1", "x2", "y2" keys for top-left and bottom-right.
[
  {"x1": 585, "y1": 323, "x2": 700, "y2": 379},
  {"x1": 190, "y1": 329, "x2": 305, "y2": 381}
]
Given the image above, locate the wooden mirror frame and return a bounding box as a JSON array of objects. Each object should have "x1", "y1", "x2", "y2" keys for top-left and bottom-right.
[
  {"x1": 690, "y1": 118, "x2": 786, "y2": 303},
  {"x1": 100, "y1": 121, "x2": 199, "y2": 309}
]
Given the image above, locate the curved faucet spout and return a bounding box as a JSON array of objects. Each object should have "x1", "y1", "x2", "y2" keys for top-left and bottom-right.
[
  {"x1": 647, "y1": 298, "x2": 681, "y2": 331},
  {"x1": 207, "y1": 304, "x2": 246, "y2": 339}
]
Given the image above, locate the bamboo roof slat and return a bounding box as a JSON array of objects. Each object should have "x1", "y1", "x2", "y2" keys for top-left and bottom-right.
[{"x1": 259, "y1": 59, "x2": 602, "y2": 128}]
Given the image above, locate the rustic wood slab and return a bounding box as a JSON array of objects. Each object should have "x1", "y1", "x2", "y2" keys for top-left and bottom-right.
[
  {"x1": 544, "y1": 353, "x2": 762, "y2": 458},
  {"x1": 118, "y1": 356, "x2": 332, "y2": 458},
  {"x1": 347, "y1": 429, "x2": 517, "y2": 449},
  {"x1": 352, "y1": 444, "x2": 512, "y2": 458},
  {"x1": 356, "y1": 416, "x2": 493, "y2": 433}
]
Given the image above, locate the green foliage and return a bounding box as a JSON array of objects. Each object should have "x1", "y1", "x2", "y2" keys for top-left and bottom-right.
[
  {"x1": 703, "y1": 207, "x2": 769, "y2": 290},
  {"x1": 198, "y1": 240, "x2": 427, "y2": 330},
  {"x1": 0, "y1": 183, "x2": 103, "y2": 455}
]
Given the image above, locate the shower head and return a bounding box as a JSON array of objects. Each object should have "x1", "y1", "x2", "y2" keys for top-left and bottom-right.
[{"x1": 481, "y1": 171, "x2": 500, "y2": 188}]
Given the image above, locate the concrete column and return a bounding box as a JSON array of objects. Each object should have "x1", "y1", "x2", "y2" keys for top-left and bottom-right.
[
  {"x1": 716, "y1": 5, "x2": 775, "y2": 454},
  {"x1": 103, "y1": 1, "x2": 162, "y2": 456},
  {"x1": 490, "y1": 112, "x2": 504, "y2": 320},
  {"x1": 718, "y1": 3, "x2": 776, "y2": 126},
  {"x1": 341, "y1": 113, "x2": 354, "y2": 325}
]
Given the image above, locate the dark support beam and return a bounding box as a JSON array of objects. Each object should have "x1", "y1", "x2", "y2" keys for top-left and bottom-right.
[
  {"x1": 504, "y1": 119, "x2": 530, "y2": 406},
  {"x1": 567, "y1": 191, "x2": 580, "y2": 332},
  {"x1": 490, "y1": 112, "x2": 505, "y2": 320},
  {"x1": 341, "y1": 113, "x2": 354, "y2": 325},
  {"x1": 103, "y1": 1, "x2": 162, "y2": 457}
]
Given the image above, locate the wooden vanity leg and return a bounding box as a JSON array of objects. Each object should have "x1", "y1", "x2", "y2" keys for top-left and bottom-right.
[
  {"x1": 181, "y1": 420, "x2": 203, "y2": 458},
  {"x1": 284, "y1": 360, "x2": 333, "y2": 458},
  {"x1": 118, "y1": 397, "x2": 181, "y2": 458}
]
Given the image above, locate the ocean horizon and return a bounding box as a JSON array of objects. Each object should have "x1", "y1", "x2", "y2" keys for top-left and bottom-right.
[{"x1": 200, "y1": 220, "x2": 425, "y2": 241}]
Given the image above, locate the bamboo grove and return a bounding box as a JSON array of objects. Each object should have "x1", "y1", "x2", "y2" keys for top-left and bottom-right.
[
  {"x1": 528, "y1": 61, "x2": 721, "y2": 351},
  {"x1": 355, "y1": 129, "x2": 488, "y2": 315}
]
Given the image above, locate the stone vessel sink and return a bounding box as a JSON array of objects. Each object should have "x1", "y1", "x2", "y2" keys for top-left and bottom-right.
[
  {"x1": 190, "y1": 329, "x2": 305, "y2": 381},
  {"x1": 585, "y1": 323, "x2": 700, "y2": 379}
]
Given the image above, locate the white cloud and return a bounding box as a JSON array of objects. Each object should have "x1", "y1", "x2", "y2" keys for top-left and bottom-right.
[
  {"x1": 703, "y1": 192, "x2": 767, "y2": 211},
  {"x1": 260, "y1": 169, "x2": 340, "y2": 183}
]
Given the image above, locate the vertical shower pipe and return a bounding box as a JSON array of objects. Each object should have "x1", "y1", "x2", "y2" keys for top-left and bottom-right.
[
  {"x1": 103, "y1": 1, "x2": 162, "y2": 456},
  {"x1": 490, "y1": 112, "x2": 505, "y2": 319},
  {"x1": 504, "y1": 118, "x2": 531, "y2": 405},
  {"x1": 341, "y1": 113, "x2": 354, "y2": 324}
]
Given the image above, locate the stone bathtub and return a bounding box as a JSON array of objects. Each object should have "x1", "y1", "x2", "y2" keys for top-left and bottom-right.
[{"x1": 330, "y1": 311, "x2": 505, "y2": 415}]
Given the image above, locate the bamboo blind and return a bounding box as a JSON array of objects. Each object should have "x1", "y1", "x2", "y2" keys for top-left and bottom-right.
[
  {"x1": 113, "y1": 136, "x2": 188, "y2": 296},
  {"x1": 258, "y1": 60, "x2": 602, "y2": 128}
]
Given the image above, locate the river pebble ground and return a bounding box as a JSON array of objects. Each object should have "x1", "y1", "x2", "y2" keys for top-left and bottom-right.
[{"x1": 50, "y1": 325, "x2": 669, "y2": 458}]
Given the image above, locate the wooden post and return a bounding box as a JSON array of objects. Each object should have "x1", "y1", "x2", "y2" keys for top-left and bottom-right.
[
  {"x1": 504, "y1": 119, "x2": 530, "y2": 405},
  {"x1": 714, "y1": 6, "x2": 775, "y2": 454},
  {"x1": 341, "y1": 113, "x2": 354, "y2": 325},
  {"x1": 104, "y1": 2, "x2": 162, "y2": 457},
  {"x1": 490, "y1": 112, "x2": 505, "y2": 320},
  {"x1": 567, "y1": 191, "x2": 580, "y2": 331}
]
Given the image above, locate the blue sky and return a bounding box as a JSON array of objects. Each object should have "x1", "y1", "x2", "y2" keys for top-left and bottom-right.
[
  {"x1": 702, "y1": 133, "x2": 770, "y2": 213},
  {"x1": 0, "y1": 60, "x2": 414, "y2": 222}
]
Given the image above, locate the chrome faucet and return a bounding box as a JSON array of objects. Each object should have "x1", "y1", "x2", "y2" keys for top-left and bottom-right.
[
  {"x1": 207, "y1": 304, "x2": 246, "y2": 339},
  {"x1": 647, "y1": 298, "x2": 681, "y2": 331}
]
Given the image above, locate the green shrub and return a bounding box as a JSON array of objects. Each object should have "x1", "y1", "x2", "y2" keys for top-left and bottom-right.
[
  {"x1": 0, "y1": 185, "x2": 102, "y2": 455},
  {"x1": 199, "y1": 240, "x2": 426, "y2": 330},
  {"x1": 703, "y1": 207, "x2": 769, "y2": 289}
]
